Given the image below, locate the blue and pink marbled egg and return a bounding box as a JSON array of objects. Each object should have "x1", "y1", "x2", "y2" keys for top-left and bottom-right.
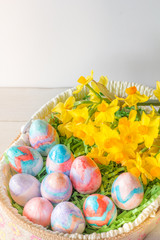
[
  {"x1": 111, "y1": 172, "x2": 144, "y2": 210},
  {"x1": 83, "y1": 194, "x2": 117, "y2": 228},
  {"x1": 9, "y1": 173, "x2": 41, "y2": 206},
  {"x1": 6, "y1": 146, "x2": 43, "y2": 176},
  {"x1": 23, "y1": 197, "x2": 53, "y2": 227},
  {"x1": 29, "y1": 119, "x2": 59, "y2": 156},
  {"x1": 51, "y1": 202, "x2": 85, "y2": 234},
  {"x1": 41, "y1": 172, "x2": 72, "y2": 204},
  {"x1": 70, "y1": 156, "x2": 102, "y2": 194},
  {"x1": 46, "y1": 144, "x2": 74, "y2": 176}
]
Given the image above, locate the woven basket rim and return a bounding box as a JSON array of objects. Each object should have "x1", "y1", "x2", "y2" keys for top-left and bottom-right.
[{"x1": 0, "y1": 81, "x2": 159, "y2": 240}]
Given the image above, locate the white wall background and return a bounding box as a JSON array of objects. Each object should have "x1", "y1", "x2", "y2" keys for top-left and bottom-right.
[{"x1": 0, "y1": 0, "x2": 160, "y2": 88}]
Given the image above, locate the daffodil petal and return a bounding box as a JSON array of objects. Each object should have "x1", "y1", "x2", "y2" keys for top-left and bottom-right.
[
  {"x1": 64, "y1": 96, "x2": 75, "y2": 109},
  {"x1": 52, "y1": 102, "x2": 64, "y2": 113},
  {"x1": 129, "y1": 110, "x2": 137, "y2": 122},
  {"x1": 73, "y1": 84, "x2": 84, "y2": 94},
  {"x1": 99, "y1": 76, "x2": 108, "y2": 86}
]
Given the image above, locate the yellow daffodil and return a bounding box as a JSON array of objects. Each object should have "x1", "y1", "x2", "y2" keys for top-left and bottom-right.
[
  {"x1": 73, "y1": 70, "x2": 94, "y2": 94},
  {"x1": 83, "y1": 123, "x2": 98, "y2": 146},
  {"x1": 139, "y1": 111, "x2": 159, "y2": 148},
  {"x1": 73, "y1": 122, "x2": 97, "y2": 146},
  {"x1": 147, "y1": 105, "x2": 160, "y2": 129},
  {"x1": 116, "y1": 86, "x2": 150, "y2": 108},
  {"x1": 94, "y1": 124, "x2": 120, "y2": 153},
  {"x1": 52, "y1": 96, "x2": 75, "y2": 112},
  {"x1": 72, "y1": 123, "x2": 86, "y2": 140},
  {"x1": 58, "y1": 122, "x2": 73, "y2": 138},
  {"x1": 69, "y1": 107, "x2": 89, "y2": 124},
  {"x1": 93, "y1": 124, "x2": 135, "y2": 164},
  {"x1": 104, "y1": 138, "x2": 136, "y2": 164},
  {"x1": 126, "y1": 153, "x2": 153, "y2": 184},
  {"x1": 118, "y1": 110, "x2": 143, "y2": 148},
  {"x1": 51, "y1": 96, "x2": 75, "y2": 123},
  {"x1": 153, "y1": 81, "x2": 160, "y2": 101},
  {"x1": 89, "y1": 76, "x2": 108, "y2": 102},
  {"x1": 144, "y1": 154, "x2": 160, "y2": 179},
  {"x1": 95, "y1": 99, "x2": 119, "y2": 124},
  {"x1": 148, "y1": 137, "x2": 160, "y2": 156},
  {"x1": 87, "y1": 147, "x2": 109, "y2": 165}
]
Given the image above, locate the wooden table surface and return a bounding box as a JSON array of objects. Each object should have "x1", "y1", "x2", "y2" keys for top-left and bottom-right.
[{"x1": 0, "y1": 87, "x2": 159, "y2": 240}]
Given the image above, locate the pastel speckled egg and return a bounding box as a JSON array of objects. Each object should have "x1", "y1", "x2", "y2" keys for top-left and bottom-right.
[
  {"x1": 41, "y1": 172, "x2": 72, "y2": 204},
  {"x1": 51, "y1": 202, "x2": 85, "y2": 234},
  {"x1": 9, "y1": 173, "x2": 41, "y2": 206},
  {"x1": 6, "y1": 146, "x2": 43, "y2": 176},
  {"x1": 23, "y1": 197, "x2": 53, "y2": 227},
  {"x1": 111, "y1": 172, "x2": 144, "y2": 210},
  {"x1": 70, "y1": 156, "x2": 102, "y2": 194},
  {"x1": 83, "y1": 194, "x2": 117, "y2": 228},
  {"x1": 29, "y1": 119, "x2": 59, "y2": 156},
  {"x1": 46, "y1": 144, "x2": 74, "y2": 176}
]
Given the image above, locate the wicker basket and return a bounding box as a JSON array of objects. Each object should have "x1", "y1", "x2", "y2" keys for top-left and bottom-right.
[{"x1": 0, "y1": 81, "x2": 160, "y2": 240}]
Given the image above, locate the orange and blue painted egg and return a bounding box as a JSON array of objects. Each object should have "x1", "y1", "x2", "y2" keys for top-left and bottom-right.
[
  {"x1": 83, "y1": 194, "x2": 117, "y2": 228},
  {"x1": 9, "y1": 173, "x2": 41, "y2": 206},
  {"x1": 6, "y1": 145, "x2": 43, "y2": 176},
  {"x1": 41, "y1": 172, "x2": 72, "y2": 204},
  {"x1": 111, "y1": 172, "x2": 144, "y2": 210},
  {"x1": 23, "y1": 197, "x2": 53, "y2": 227},
  {"x1": 70, "y1": 156, "x2": 101, "y2": 194},
  {"x1": 46, "y1": 144, "x2": 74, "y2": 176},
  {"x1": 29, "y1": 119, "x2": 59, "y2": 156},
  {"x1": 51, "y1": 202, "x2": 85, "y2": 234}
]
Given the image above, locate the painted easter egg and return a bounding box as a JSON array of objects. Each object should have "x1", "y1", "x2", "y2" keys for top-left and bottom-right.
[
  {"x1": 6, "y1": 145, "x2": 43, "y2": 176},
  {"x1": 83, "y1": 194, "x2": 117, "y2": 228},
  {"x1": 9, "y1": 173, "x2": 41, "y2": 206},
  {"x1": 41, "y1": 172, "x2": 72, "y2": 204},
  {"x1": 46, "y1": 144, "x2": 74, "y2": 176},
  {"x1": 23, "y1": 197, "x2": 53, "y2": 227},
  {"x1": 111, "y1": 172, "x2": 144, "y2": 210},
  {"x1": 51, "y1": 202, "x2": 85, "y2": 234},
  {"x1": 29, "y1": 119, "x2": 59, "y2": 156},
  {"x1": 70, "y1": 156, "x2": 102, "y2": 194}
]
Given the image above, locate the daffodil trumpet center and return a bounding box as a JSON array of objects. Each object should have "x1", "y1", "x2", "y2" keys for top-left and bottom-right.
[{"x1": 125, "y1": 86, "x2": 137, "y2": 95}]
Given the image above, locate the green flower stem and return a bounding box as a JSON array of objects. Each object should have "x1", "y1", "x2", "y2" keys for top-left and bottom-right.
[
  {"x1": 137, "y1": 99, "x2": 160, "y2": 106},
  {"x1": 154, "y1": 149, "x2": 160, "y2": 157},
  {"x1": 86, "y1": 83, "x2": 102, "y2": 101},
  {"x1": 103, "y1": 98, "x2": 111, "y2": 104},
  {"x1": 85, "y1": 103, "x2": 99, "y2": 124},
  {"x1": 74, "y1": 100, "x2": 94, "y2": 107},
  {"x1": 136, "y1": 109, "x2": 141, "y2": 120},
  {"x1": 140, "y1": 147, "x2": 148, "y2": 153},
  {"x1": 152, "y1": 145, "x2": 160, "y2": 148}
]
